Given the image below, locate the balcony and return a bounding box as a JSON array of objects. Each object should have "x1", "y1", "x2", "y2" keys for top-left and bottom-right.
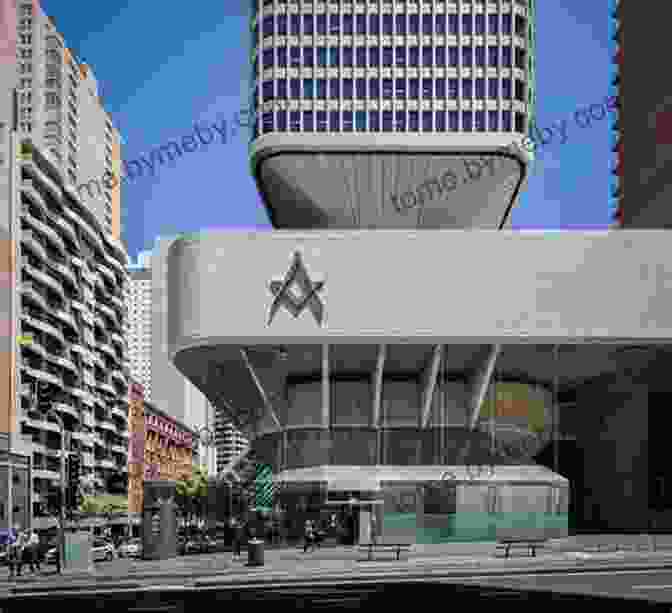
[
  {"x1": 111, "y1": 443, "x2": 127, "y2": 455},
  {"x1": 111, "y1": 404, "x2": 127, "y2": 420},
  {"x1": 22, "y1": 159, "x2": 62, "y2": 203},
  {"x1": 22, "y1": 211, "x2": 66, "y2": 255},
  {"x1": 111, "y1": 369, "x2": 127, "y2": 387},
  {"x1": 21, "y1": 229, "x2": 47, "y2": 262},
  {"x1": 48, "y1": 353, "x2": 78, "y2": 374},
  {"x1": 21, "y1": 312, "x2": 64, "y2": 346},
  {"x1": 21, "y1": 415, "x2": 61, "y2": 434},
  {"x1": 21, "y1": 337, "x2": 47, "y2": 359},
  {"x1": 21, "y1": 281, "x2": 47, "y2": 311},
  {"x1": 54, "y1": 307, "x2": 78, "y2": 332},
  {"x1": 98, "y1": 381, "x2": 116, "y2": 397},
  {"x1": 98, "y1": 264, "x2": 115, "y2": 285},
  {"x1": 50, "y1": 214, "x2": 79, "y2": 246},
  {"x1": 50, "y1": 260, "x2": 78, "y2": 288},
  {"x1": 97, "y1": 458, "x2": 116, "y2": 470},
  {"x1": 98, "y1": 342, "x2": 116, "y2": 361},
  {"x1": 105, "y1": 253, "x2": 126, "y2": 276},
  {"x1": 23, "y1": 259, "x2": 65, "y2": 300},
  {"x1": 62, "y1": 205, "x2": 102, "y2": 252},
  {"x1": 82, "y1": 452, "x2": 94, "y2": 466},
  {"x1": 32, "y1": 467, "x2": 61, "y2": 481},
  {"x1": 21, "y1": 179, "x2": 48, "y2": 215},
  {"x1": 109, "y1": 294, "x2": 125, "y2": 312}
]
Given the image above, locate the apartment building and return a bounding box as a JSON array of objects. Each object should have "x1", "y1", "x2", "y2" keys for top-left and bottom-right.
[
  {"x1": 611, "y1": 0, "x2": 622, "y2": 228},
  {"x1": 0, "y1": 0, "x2": 129, "y2": 531},
  {"x1": 215, "y1": 412, "x2": 249, "y2": 474},
  {"x1": 126, "y1": 251, "x2": 152, "y2": 401}
]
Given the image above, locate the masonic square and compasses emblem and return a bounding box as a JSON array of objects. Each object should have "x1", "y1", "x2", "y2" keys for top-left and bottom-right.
[{"x1": 268, "y1": 251, "x2": 325, "y2": 326}]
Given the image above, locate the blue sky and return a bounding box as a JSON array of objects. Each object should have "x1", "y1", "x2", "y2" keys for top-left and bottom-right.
[{"x1": 41, "y1": 1, "x2": 614, "y2": 260}]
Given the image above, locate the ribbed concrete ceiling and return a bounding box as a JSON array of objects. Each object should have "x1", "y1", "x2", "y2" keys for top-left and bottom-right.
[{"x1": 259, "y1": 152, "x2": 523, "y2": 229}]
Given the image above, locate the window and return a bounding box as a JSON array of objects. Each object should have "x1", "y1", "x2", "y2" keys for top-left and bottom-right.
[
  {"x1": 515, "y1": 112, "x2": 525, "y2": 133},
  {"x1": 343, "y1": 14, "x2": 353, "y2": 35},
  {"x1": 422, "y1": 46, "x2": 433, "y2": 66},
  {"x1": 303, "y1": 111, "x2": 314, "y2": 131},
  {"x1": 342, "y1": 111, "x2": 353, "y2": 132},
  {"x1": 396, "y1": 14, "x2": 406, "y2": 35},
  {"x1": 436, "y1": 46, "x2": 446, "y2": 66},
  {"x1": 316, "y1": 14, "x2": 326, "y2": 35},
  {"x1": 422, "y1": 78, "x2": 432, "y2": 98},
  {"x1": 409, "y1": 78, "x2": 419, "y2": 98},
  {"x1": 356, "y1": 14, "x2": 366, "y2": 35},
  {"x1": 356, "y1": 47, "x2": 366, "y2": 67},
  {"x1": 502, "y1": 14, "x2": 512, "y2": 35},
  {"x1": 303, "y1": 79, "x2": 314, "y2": 98},
  {"x1": 488, "y1": 77, "x2": 498, "y2": 99},
  {"x1": 369, "y1": 112, "x2": 379, "y2": 132},
  {"x1": 448, "y1": 15, "x2": 458, "y2": 35},
  {"x1": 448, "y1": 47, "x2": 458, "y2": 66},
  {"x1": 475, "y1": 110, "x2": 486, "y2": 132},
  {"x1": 435, "y1": 15, "x2": 445, "y2": 35},
  {"x1": 383, "y1": 47, "x2": 393, "y2": 66},
  {"x1": 304, "y1": 48, "x2": 314, "y2": 67},
  {"x1": 277, "y1": 48, "x2": 287, "y2": 66},
  {"x1": 475, "y1": 46, "x2": 485, "y2": 66},
  {"x1": 488, "y1": 14, "x2": 499, "y2": 35},
  {"x1": 355, "y1": 111, "x2": 366, "y2": 132},
  {"x1": 343, "y1": 79, "x2": 353, "y2": 98},
  {"x1": 329, "y1": 15, "x2": 339, "y2": 35},
  {"x1": 488, "y1": 110, "x2": 499, "y2": 131},
  {"x1": 409, "y1": 46, "x2": 419, "y2": 67},
  {"x1": 329, "y1": 47, "x2": 339, "y2": 67},
  {"x1": 462, "y1": 15, "x2": 473, "y2": 35},
  {"x1": 502, "y1": 47, "x2": 512, "y2": 67},
  {"x1": 382, "y1": 78, "x2": 393, "y2": 99},
  {"x1": 409, "y1": 111, "x2": 419, "y2": 132},
  {"x1": 435, "y1": 78, "x2": 446, "y2": 98},
  {"x1": 462, "y1": 79, "x2": 472, "y2": 98},
  {"x1": 356, "y1": 78, "x2": 366, "y2": 99},
  {"x1": 369, "y1": 14, "x2": 379, "y2": 35},
  {"x1": 290, "y1": 78, "x2": 300, "y2": 98},
  {"x1": 396, "y1": 47, "x2": 406, "y2": 66},
  {"x1": 395, "y1": 111, "x2": 406, "y2": 132},
  {"x1": 290, "y1": 15, "x2": 300, "y2": 35},
  {"x1": 369, "y1": 78, "x2": 380, "y2": 98},
  {"x1": 462, "y1": 111, "x2": 473, "y2": 132},
  {"x1": 277, "y1": 15, "x2": 288, "y2": 35},
  {"x1": 369, "y1": 47, "x2": 380, "y2": 66},
  {"x1": 462, "y1": 47, "x2": 472, "y2": 66},
  {"x1": 329, "y1": 78, "x2": 340, "y2": 98},
  {"x1": 515, "y1": 79, "x2": 525, "y2": 101},
  {"x1": 395, "y1": 78, "x2": 405, "y2": 98},
  {"x1": 303, "y1": 14, "x2": 314, "y2": 35},
  {"x1": 448, "y1": 111, "x2": 458, "y2": 131},
  {"x1": 488, "y1": 46, "x2": 498, "y2": 67},
  {"x1": 263, "y1": 48, "x2": 274, "y2": 68},
  {"x1": 277, "y1": 79, "x2": 287, "y2": 99},
  {"x1": 448, "y1": 78, "x2": 458, "y2": 99},
  {"x1": 382, "y1": 15, "x2": 393, "y2": 35},
  {"x1": 290, "y1": 47, "x2": 300, "y2": 67},
  {"x1": 409, "y1": 15, "x2": 419, "y2": 35},
  {"x1": 317, "y1": 111, "x2": 327, "y2": 132},
  {"x1": 502, "y1": 78, "x2": 512, "y2": 99},
  {"x1": 502, "y1": 110, "x2": 512, "y2": 131},
  {"x1": 317, "y1": 47, "x2": 327, "y2": 67},
  {"x1": 515, "y1": 15, "x2": 527, "y2": 37},
  {"x1": 263, "y1": 16, "x2": 274, "y2": 37},
  {"x1": 343, "y1": 47, "x2": 353, "y2": 66},
  {"x1": 262, "y1": 81, "x2": 273, "y2": 100},
  {"x1": 475, "y1": 78, "x2": 485, "y2": 99},
  {"x1": 475, "y1": 15, "x2": 485, "y2": 35},
  {"x1": 422, "y1": 14, "x2": 433, "y2": 35}
]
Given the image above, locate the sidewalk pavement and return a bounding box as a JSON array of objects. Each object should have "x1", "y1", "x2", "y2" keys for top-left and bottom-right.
[{"x1": 5, "y1": 535, "x2": 672, "y2": 593}]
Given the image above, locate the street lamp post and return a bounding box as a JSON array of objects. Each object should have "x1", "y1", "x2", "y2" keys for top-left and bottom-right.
[{"x1": 35, "y1": 382, "x2": 66, "y2": 574}]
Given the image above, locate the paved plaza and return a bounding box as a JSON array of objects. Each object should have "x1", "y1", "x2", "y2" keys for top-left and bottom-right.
[{"x1": 4, "y1": 535, "x2": 672, "y2": 594}]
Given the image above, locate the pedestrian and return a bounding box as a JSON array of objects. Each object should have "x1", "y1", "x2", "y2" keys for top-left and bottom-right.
[
  {"x1": 27, "y1": 529, "x2": 40, "y2": 573},
  {"x1": 232, "y1": 519, "x2": 244, "y2": 559},
  {"x1": 7, "y1": 532, "x2": 21, "y2": 579},
  {"x1": 303, "y1": 519, "x2": 314, "y2": 553},
  {"x1": 13, "y1": 531, "x2": 32, "y2": 576}
]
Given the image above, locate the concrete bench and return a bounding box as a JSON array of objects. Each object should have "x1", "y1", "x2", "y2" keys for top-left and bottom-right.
[{"x1": 357, "y1": 543, "x2": 412, "y2": 561}]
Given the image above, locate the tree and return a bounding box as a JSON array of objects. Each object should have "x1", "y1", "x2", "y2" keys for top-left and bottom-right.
[{"x1": 175, "y1": 466, "x2": 209, "y2": 532}]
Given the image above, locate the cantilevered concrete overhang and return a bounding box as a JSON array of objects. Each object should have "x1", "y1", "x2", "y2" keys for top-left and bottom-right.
[
  {"x1": 166, "y1": 230, "x2": 672, "y2": 439},
  {"x1": 250, "y1": 134, "x2": 530, "y2": 229}
]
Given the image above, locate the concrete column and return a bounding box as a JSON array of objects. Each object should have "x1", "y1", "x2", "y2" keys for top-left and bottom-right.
[
  {"x1": 468, "y1": 344, "x2": 501, "y2": 430},
  {"x1": 322, "y1": 343, "x2": 330, "y2": 428}
]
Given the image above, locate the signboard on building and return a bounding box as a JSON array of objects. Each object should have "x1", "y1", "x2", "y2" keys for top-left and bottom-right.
[{"x1": 128, "y1": 383, "x2": 145, "y2": 514}]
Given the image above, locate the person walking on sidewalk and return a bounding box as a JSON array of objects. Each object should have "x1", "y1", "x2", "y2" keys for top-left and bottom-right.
[
  {"x1": 303, "y1": 519, "x2": 315, "y2": 553},
  {"x1": 6, "y1": 532, "x2": 20, "y2": 580},
  {"x1": 27, "y1": 529, "x2": 40, "y2": 573},
  {"x1": 232, "y1": 519, "x2": 245, "y2": 560}
]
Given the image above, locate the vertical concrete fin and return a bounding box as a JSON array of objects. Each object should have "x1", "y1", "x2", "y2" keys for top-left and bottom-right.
[
  {"x1": 240, "y1": 348, "x2": 282, "y2": 430},
  {"x1": 421, "y1": 345, "x2": 444, "y2": 428},
  {"x1": 468, "y1": 344, "x2": 501, "y2": 430},
  {"x1": 322, "y1": 343, "x2": 330, "y2": 428},
  {"x1": 372, "y1": 344, "x2": 386, "y2": 427}
]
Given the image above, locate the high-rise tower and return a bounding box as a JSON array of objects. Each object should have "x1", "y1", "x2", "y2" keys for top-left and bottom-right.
[{"x1": 250, "y1": 0, "x2": 535, "y2": 229}]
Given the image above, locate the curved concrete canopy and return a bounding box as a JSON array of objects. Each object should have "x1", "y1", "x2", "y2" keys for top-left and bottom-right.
[{"x1": 251, "y1": 134, "x2": 530, "y2": 229}]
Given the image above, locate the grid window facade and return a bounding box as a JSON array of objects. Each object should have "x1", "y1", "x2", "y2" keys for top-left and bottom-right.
[{"x1": 251, "y1": 0, "x2": 534, "y2": 138}]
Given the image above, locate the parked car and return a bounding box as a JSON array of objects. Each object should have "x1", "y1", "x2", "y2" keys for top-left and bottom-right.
[{"x1": 117, "y1": 538, "x2": 142, "y2": 558}]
